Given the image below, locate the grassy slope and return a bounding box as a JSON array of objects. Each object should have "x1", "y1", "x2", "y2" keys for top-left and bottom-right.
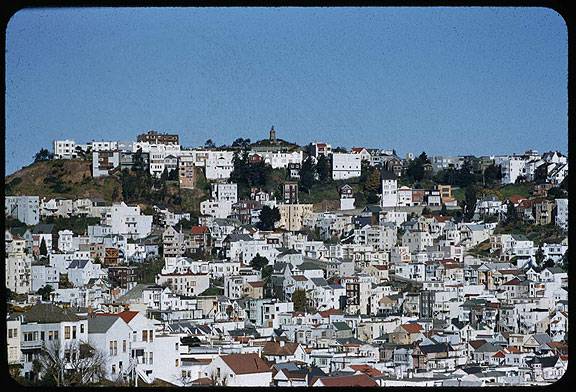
[{"x1": 5, "y1": 160, "x2": 123, "y2": 202}]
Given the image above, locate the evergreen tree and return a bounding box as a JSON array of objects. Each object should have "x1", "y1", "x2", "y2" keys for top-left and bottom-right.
[
  {"x1": 250, "y1": 253, "x2": 269, "y2": 271},
  {"x1": 258, "y1": 206, "x2": 281, "y2": 231},
  {"x1": 299, "y1": 156, "x2": 316, "y2": 193},
  {"x1": 39, "y1": 238, "x2": 48, "y2": 256},
  {"x1": 292, "y1": 289, "x2": 308, "y2": 312},
  {"x1": 463, "y1": 185, "x2": 478, "y2": 222},
  {"x1": 316, "y1": 154, "x2": 331, "y2": 183}
]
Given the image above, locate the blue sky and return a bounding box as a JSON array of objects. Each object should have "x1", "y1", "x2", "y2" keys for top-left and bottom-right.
[{"x1": 5, "y1": 7, "x2": 567, "y2": 175}]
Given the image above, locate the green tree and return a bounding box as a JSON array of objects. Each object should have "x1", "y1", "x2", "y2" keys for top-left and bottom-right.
[
  {"x1": 364, "y1": 168, "x2": 381, "y2": 194},
  {"x1": 463, "y1": 185, "x2": 478, "y2": 222},
  {"x1": 483, "y1": 164, "x2": 502, "y2": 187},
  {"x1": 37, "y1": 285, "x2": 54, "y2": 301},
  {"x1": 34, "y1": 148, "x2": 53, "y2": 162},
  {"x1": 422, "y1": 206, "x2": 432, "y2": 216},
  {"x1": 440, "y1": 204, "x2": 448, "y2": 216},
  {"x1": 205, "y1": 139, "x2": 216, "y2": 149},
  {"x1": 39, "y1": 238, "x2": 48, "y2": 256},
  {"x1": 316, "y1": 154, "x2": 331, "y2": 183},
  {"x1": 292, "y1": 289, "x2": 308, "y2": 312},
  {"x1": 250, "y1": 253, "x2": 269, "y2": 271},
  {"x1": 299, "y1": 156, "x2": 316, "y2": 193},
  {"x1": 258, "y1": 206, "x2": 281, "y2": 231},
  {"x1": 535, "y1": 246, "x2": 545, "y2": 266},
  {"x1": 505, "y1": 202, "x2": 518, "y2": 225}
]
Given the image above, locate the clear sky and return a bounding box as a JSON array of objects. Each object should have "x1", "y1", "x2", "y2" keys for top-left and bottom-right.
[{"x1": 5, "y1": 7, "x2": 568, "y2": 175}]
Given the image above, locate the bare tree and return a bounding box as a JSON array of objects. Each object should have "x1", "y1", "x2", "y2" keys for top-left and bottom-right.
[{"x1": 34, "y1": 339, "x2": 107, "y2": 386}]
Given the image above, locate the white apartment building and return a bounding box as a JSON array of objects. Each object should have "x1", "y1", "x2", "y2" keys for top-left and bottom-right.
[
  {"x1": 211, "y1": 182, "x2": 238, "y2": 203},
  {"x1": 259, "y1": 151, "x2": 303, "y2": 169},
  {"x1": 5, "y1": 196, "x2": 40, "y2": 225},
  {"x1": 53, "y1": 139, "x2": 77, "y2": 159},
  {"x1": 332, "y1": 153, "x2": 361, "y2": 180},
  {"x1": 200, "y1": 200, "x2": 233, "y2": 219},
  {"x1": 7, "y1": 318, "x2": 21, "y2": 365},
  {"x1": 381, "y1": 174, "x2": 398, "y2": 208},
  {"x1": 105, "y1": 202, "x2": 153, "y2": 239},
  {"x1": 555, "y1": 198, "x2": 568, "y2": 232},
  {"x1": 205, "y1": 151, "x2": 235, "y2": 180},
  {"x1": 58, "y1": 229, "x2": 75, "y2": 253},
  {"x1": 354, "y1": 224, "x2": 397, "y2": 252},
  {"x1": 496, "y1": 155, "x2": 526, "y2": 184},
  {"x1": 397, "y1": 186, "x2": 413, "y2": 207}
]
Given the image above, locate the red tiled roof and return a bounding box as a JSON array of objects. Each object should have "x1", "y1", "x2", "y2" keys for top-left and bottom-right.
[
  {"x1": 220, "y1": 353, "x2": 271, "y2": 375},
  {"x1": 349, "y1": 364, "x2": 383, "y2": 377},
  {"x1": 191, "y1": 225, "x2": 209, "y2": 234},
  {"x1": 116, "y1": 310, "x2": 139, "y2": 323},
  {"x1": 319, "y1": 308, "x2": 343, "y2": 318},
  {"x1": 401, "y1": 323, "x2": 423, "y2": 334},
  {"x1": 508, "y1": 195, "x2": 526, "y2": 204},
  {"x1": 262, "y1": 341, "x2": 300, "y2": 356},
  {"x1": 317, "y1": 374, "x2": 378, "y2": 387}
]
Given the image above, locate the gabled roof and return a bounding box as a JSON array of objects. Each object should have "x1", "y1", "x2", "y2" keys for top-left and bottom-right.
[
  {"x1": 317, "y1": 374, "x2": 378, "y2": 387},
  {"x1": 220, "y1": 353, "x2": 271, "y2": 375},
  {"x1": 22, "y1": 303, "x2": 83, "y2": 323},
  {"x1": 400, "y1": 323, "x2": 423, "y2": 334},
  {"x1": 262, "y1": 341, "x2": 300, "y2": 356},
  {"x1": 88, "y1": 315, "x2": 122, "y2": 333}
]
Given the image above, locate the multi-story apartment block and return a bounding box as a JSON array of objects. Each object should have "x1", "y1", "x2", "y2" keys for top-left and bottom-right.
[
  {"x1": 53, "y1": 139, "x2": 77, "y2": 159},
  {"x1": 332, "y1": 153, "x2": 361, "y2": 180},
  {"x1": 381, "y1": 172, "x2": 398, "y2": 208},
  {"x1": 5, "y1": 196, "x2": 40, "y2": 225},
  {"x1": 137, "y1": 130, "x2": 179, "y2": 145}
]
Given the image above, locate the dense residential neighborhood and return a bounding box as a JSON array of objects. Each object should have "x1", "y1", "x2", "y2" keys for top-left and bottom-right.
[{"x1": 5, "y1": 128, "x2": 569, "y2": 387}]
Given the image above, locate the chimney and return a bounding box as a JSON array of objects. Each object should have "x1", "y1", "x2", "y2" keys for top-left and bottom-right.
[{"x1": 279, "y1": 340, "x2": 285, "y2": 347}]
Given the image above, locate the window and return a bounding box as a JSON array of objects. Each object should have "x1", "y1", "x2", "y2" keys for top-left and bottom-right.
[
  {"x1": 13, "y1": 329, "x2": 18, "y2": 338},
  {"x1": 72, "y1": 326, "x2": 77, "y2": 339},
  {"x1": 123, "y1": 340, "x2": 127, "y2": 353},
  {"x1": 8, "y1": 329, "x2": 12, "y2": 339},
  {"x1": 40, "y1": 331, "x2": 45, "y2": 341},
  {"x1": 54, "y1": 331, "x2": 59, "y2": 340},
  {"x1": 112, "y1": 365, "x2": 116, "y2": 374},
  {"x1": 149, "y1": 330, "x2": 153, "y2": 342},
  {"x1": 149, "y1": 352, "x2": 153, "y2": 365},
  {"x1": 175, "y1": 359, "x2": 179, "y2": 367},
  {"x1": 110, "y1": 341, "x2": 114, "y2": 356},
  {"x1": 80, "y1": 324, "x2": 85, "y2": 333},
  {"x1": 142, "y1": 330, "x2": 148, "y2": 342},
  {"x1": 64, "y1": 326, "x2": 71, "y2": 340}
]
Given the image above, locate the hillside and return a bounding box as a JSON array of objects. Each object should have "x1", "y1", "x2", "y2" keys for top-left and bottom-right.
[
  {"x1": 5, "y1": 160, "x2": 123, "y2": 203},
  {"x1": 5, "y1": 159, "x2": 209, "y2": 214}
]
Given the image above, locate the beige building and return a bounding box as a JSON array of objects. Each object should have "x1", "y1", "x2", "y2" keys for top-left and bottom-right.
[
  {"x1": 179, "y1": 156, "x2": 197, "y2": 189},
  {"x1": 277, "y1": 204, "x2": 313, "y2": 232}
]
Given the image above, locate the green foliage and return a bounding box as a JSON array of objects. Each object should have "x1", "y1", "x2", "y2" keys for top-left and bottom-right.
[
  {"x1": 292, "y1": 289, "x2": 308, "y2": 312},
  {"x1": 135, "y1": 258, "x2": 164, "y2": 284},
  {"x1": 37, "y1": 285, "x2": 54, "y2": 301},
  {"x1": 257, "y1": 206, "x2": 281, "y2": 231},
  {"x1": 39, "y1": 238, "x2": 48, "y2": 256},
  {"x1": 547, "y1": 187, "x2": 568, "y2": 200},
  {"x1": 250, "y1": 253, "x2": 269, "y2": 271},
  {"x1": 299, "y1": 156, "x2": 316, "y2": 193},
  {"x1": 34, "y1": 148, "x2": 53, "y2": 162},
  {"x1": 316, "y1": 154, "x2": 332, "y2": 183},
  {"x1": 43, "y1": 215, "x2": 101, "y2": 236},
  {"x1": 463, "y1": 185, "x2": 478, "y2": 222},
  {"x1": 404, "y1": 152, "x2": 431, "y2": 183},
  {"x1": 200, "y1": 286, "x2": 223, "y2": 296},
  {"x1": 230, "y1": 151, "x2": 273, "y2": 198},
  {"x1": 205, "y1": 139, "x2": 216, "y2": 149}
]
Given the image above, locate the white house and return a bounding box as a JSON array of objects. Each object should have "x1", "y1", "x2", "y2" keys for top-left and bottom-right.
[
  {"x1": 555, "y1": 199, "x2": 568, "y2": 232},
  {"x1": 204, "y1": 353, "x2": 272, "y2": 386},
  {"x1": 5, "y1": 196, "x2": 40, "y2": 225},
  {"x1": 53, "y1": 139, "x2": 77, "y2": 159},
  {"x1": 381, "y1": 172, "x2": 398, "y2": 208},
  {"x1": 332, "y1": 153, "x2": 361, "y2": 180},
  {"x1": 88, "y1": 314, "x2": 133, "y2": 381},
  {"x1": 106, "y1": 202, "x2": 153, "y2": 239}
]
